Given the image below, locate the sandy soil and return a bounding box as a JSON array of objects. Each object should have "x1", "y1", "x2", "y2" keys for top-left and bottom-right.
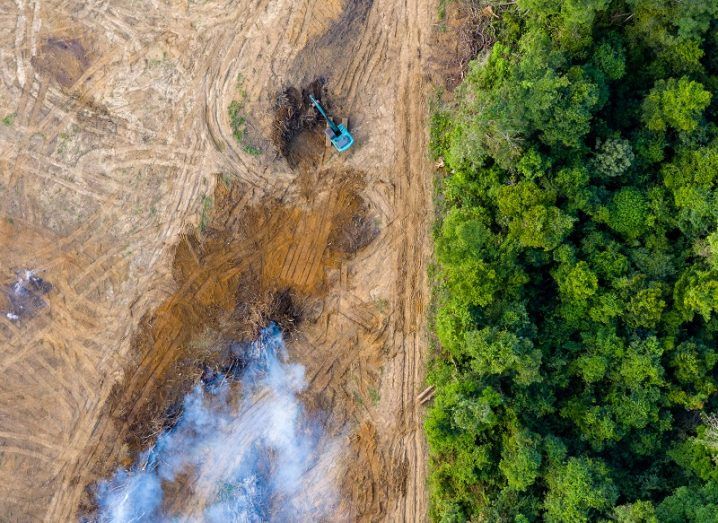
[{"x1": 0, "y1": 0, "x2": 440, "y2": 520}]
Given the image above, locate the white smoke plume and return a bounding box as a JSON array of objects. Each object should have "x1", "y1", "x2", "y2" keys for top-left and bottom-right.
[{"x1": 95, "y1": 323, "x2": 339, "y2": 522}]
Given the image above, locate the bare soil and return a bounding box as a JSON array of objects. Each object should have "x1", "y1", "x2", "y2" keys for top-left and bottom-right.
[{"x1": 0, "y1": 0, "x2": 440, "y2": 520}]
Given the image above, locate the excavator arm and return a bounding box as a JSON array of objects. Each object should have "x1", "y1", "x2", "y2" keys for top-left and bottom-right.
[{"x1": 309, "y1": 95, "x2": 354, "y2": 152}]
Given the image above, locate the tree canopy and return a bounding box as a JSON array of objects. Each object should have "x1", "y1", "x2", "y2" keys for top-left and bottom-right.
[{"x1": 428, "y1": 0, "x2": 718, "y2": 520}]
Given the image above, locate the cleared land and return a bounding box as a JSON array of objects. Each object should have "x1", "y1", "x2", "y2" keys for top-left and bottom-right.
[{"x1": 0, "y1": 0, "x2": 440, "y2": 520}]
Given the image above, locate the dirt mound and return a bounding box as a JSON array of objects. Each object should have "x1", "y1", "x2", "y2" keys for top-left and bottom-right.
[
  {"x1": 328, "y1": 197, "x2": 379, "y2": 255},
  {"x1": 272, "y1": 79, "x2": 348, "y2": 169}
]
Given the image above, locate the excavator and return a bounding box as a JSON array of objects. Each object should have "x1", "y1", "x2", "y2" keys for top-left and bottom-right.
[{"x1": 309, "y1": 95, "x2": 354, "y2": 152}]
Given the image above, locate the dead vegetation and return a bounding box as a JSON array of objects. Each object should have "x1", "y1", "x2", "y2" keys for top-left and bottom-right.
[
  {"x1": 271, "y1": 78, "x2": 345, "y2": 168},
  {"x1": 431, "y1": 2, "x2": 505, "y2": 90},
  {"x1": 456, "y1": 3, "x2": 502, "y2": 60}
]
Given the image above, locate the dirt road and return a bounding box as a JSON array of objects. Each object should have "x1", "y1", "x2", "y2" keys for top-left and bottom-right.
[{"x1": 0, "y1": 0, "x2": 436, "y2": 520}]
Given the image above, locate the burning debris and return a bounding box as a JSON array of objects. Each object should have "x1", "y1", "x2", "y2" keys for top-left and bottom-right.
[
  {"x1": 3, "y1": 269, "x2": 52, "y2": 321},
  {"x1": 95, "y1": 324, "x2": 338, "y2": 522}
]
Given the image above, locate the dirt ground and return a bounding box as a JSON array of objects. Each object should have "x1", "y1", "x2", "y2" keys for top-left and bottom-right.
[{"x1": 0, "y1": 0, "x2": 445, "y2": 520}]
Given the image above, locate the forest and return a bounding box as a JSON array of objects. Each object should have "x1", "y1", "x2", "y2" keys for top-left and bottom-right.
[{"x1": 428, "y1": 0, "x2": 718, "y2": 521}]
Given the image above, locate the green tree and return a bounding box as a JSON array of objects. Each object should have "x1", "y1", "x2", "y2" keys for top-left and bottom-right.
[
  {"x1": 592, "y1": 37, "x2": 626, "y2": 80},
  {"x1": 674, "y1": 269, "x2": 718, "y2": 321},
  {"x1": 515, "y1": 205, "x2": 575, "y2": 251},
  {"x1": 625, "y1": 283, "x2": 665, "y2": 328},
  {"x1": 657, "y1": 482, "x2": 718, "y2": 523},
  {"x1": 642, "y1": 77, "x2": 712, "y2": 133},
  {"x1": 544, "y1": 457, "x2": 618, "y2": 522},
  {"x1": 464, "y1": 328, "x2": 541, "y2": 385},
  {"x1": 606, "y1": 187, "x2": 649, "y2": 239},
  {"x1": 614, "y1": 500, "x2": 658, "y2": 523},
  {"x1": 499, "y1": 428, "x2": 542, "y2": 491},
  {"x1": 554, "y1": 261, "x2": 598, "y2": 302},
  {"x1": 592, "y1": 136, "x2": 634, "y2": 178}
]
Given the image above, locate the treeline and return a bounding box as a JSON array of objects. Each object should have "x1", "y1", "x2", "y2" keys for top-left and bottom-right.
[{"x1": 428, "y1": 1, "x2": 718, "y2": 521}]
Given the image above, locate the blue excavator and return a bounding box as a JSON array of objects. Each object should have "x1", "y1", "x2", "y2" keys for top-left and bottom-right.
[{"x1": 309, "y1": 95, "x2": 354, "y2": 152}]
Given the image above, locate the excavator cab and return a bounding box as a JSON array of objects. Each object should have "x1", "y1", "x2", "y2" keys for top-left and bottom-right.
[{"x1": 309, "y1": 95, "x2": 354, "y2": 152}]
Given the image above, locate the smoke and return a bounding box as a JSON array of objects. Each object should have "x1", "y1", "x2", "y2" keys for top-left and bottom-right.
[{"x1": 95, "y1": 323, "x2": 339, "y2": 522}]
